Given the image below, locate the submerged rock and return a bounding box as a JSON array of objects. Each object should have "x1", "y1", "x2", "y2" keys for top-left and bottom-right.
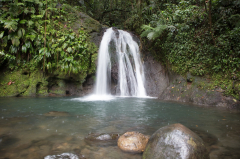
[
  {"x1": 44, "y1": 153, "x2": 79, "y2": 159},
  {"x1": 44, "y1": 111, "x2": 70, "y2": 117},
  {"x1": 143, "y1": 123, "x2": 209, "y2": 159},
  {"x1": 117, "y1": 131, "x2": 149, "y2": 153},
  {"x1": 85, "y1": 133, "x2": 120, "y2": 141},
  {"x1": 85, "y1": 133, "x2": 120, "y2": 146}
]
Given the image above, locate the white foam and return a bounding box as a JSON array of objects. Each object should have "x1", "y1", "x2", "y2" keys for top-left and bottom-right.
[{"x1": 72, "y1": 95, "x2": 115, "y2": 101}]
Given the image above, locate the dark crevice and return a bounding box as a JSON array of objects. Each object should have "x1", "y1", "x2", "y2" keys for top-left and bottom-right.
[
  {"x1": 36, "y1": 82, "x2": 42, "y2": 95},
  {"x1": 22, "y1": 72, "x2": 29, "y2": 75}
]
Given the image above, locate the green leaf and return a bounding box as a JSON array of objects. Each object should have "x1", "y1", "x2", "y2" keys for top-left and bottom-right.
[
  {"x1": 56, "y1": 47, "x2": 62, "y2": 52},
  {"x1": 27, "y1": 21, "x2": 34, "y2": 28},
  {"x1": 17, "y1": 3, "x2": 24, "y2": 6},
  {"x1": 12, "y1": 37, "x2": 20, "y2": 46},
  {"x1": 21, "y1": 28, "x2": 25, "y2": 36},
  {"x1": 62, "y1": 43, "x2": 68, "y2": 49},
  {"x1": 26, "y1": 34, "x2": 36, "y2": 41},
  {"x1": 39, "y1": 48, "x2": 46, "y2": 54},
  {"x1": 46, "y1": 51, "x2": 51, "y2": 57},
  {"x1": 25, "y1": 41, "x2": 31, "y2": 48},
  {"x1": 52, "y1": 43, "x2": 59, "y2": 48},
  {"x1": 10, "y1": 45, "x2": 17, "y2": 53},
  {"x1": 0, "y1": 31, "x2": 4, "y2": 38},
  {"x1": 19, "y1": 20, "x2": 27, "y2": 24},
  {"x1": 4, "y1": 21, "x2": 18, "y2": 31},
  {"x1": 67, "y1": 47, "x2": 72, "y2": 53},
  {"x1": 18, "y1": 29, "x2": 22, "y2": 38},
  {"x1": 1, "y1": 36, "x2": 8, "y2": 47},
  {"x1": 47, "y1": 62, "x2": 51, "y2": 69},
  {"x1": 22, "y1": 45, "x2": 27, "y2": 53}
]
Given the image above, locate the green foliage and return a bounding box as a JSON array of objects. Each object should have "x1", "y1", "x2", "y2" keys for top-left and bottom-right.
[
  {"x1": 140, "y1": 0, "x2": 240, "y2": 98},
  {"x1": 0, "y1": 0, "x2": 97, "y2": 76}
]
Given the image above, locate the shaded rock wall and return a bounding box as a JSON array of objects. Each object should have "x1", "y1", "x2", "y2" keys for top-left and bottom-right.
[
  {"x1": 143, "y1": 54, "x2": 169, "y2": 97},
  {"x1": 142, "y1": 54, "x2": 240, "y2": 108}
]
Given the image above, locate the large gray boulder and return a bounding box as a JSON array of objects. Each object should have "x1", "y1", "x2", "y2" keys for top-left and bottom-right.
[{"x1": 143, "y1": 123, "x2": 209, "y2": 159}]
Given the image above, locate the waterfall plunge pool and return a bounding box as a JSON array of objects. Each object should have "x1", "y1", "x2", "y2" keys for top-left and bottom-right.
[{"x1": 0, "y1": 97, "x2": 240, "y2": 159}]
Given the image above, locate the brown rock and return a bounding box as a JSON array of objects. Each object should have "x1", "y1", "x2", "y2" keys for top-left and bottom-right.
[{"x1": 117, "y1": 131, "x2": 149, "y2": 153}]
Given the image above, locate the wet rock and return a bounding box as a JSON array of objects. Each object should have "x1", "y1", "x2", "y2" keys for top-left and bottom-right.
[
  {"x1": 85, "y1": 133, "x2": 120, "y2": 146},
  {"x1": 85, "y1": 133, "x2": 120, "y2": 141},
  {"x1": 81, "y1": 147, "x2": 91, "y2": 157},
  {"x1": 44, "y1": 153, "x2": 79, "y2": 159},
  {"x1": 111, "y1": 64, "x2": 118, "y2": 84},
  {"x1": 143, "y1": 123, "x2": 209, "y2": 159},
  {"x1": 143, "y1": 54, "x2": 169, "y2": 97},
  {"x1": 52, "y1": 142, "x2": 71, "y2": 151},
  {"x1": 117, "y1": 131, "x2": 149, "y2": 153},
  {"x1": 127, "y1": 125, "x2": 156, "y2": 135},
  {"x1": 3, "y1": 117, "x2": 27, "y2": 126},
  {"x1": 190, "y1": 127, "x2": 218, "y2": 152},
  {"x1": 0, "y1": 134, "x2": 19, "y2": 148},
  {"x1": 44, "y1": 111, "x2": 70, "y2": 117}
]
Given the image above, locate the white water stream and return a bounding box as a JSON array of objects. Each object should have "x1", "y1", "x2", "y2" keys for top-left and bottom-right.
[{"x1": 94, "y1": 28, "x2": 146, "y2": 98}]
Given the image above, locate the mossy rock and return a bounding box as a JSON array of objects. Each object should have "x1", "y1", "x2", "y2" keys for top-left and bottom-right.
[{"x1": 0, "y1": 71, "x2": 30, "y2": 97}]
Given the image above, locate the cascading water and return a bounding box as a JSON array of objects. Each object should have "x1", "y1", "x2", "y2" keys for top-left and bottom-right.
[{"x1": 94, "y1": 27, "x2": 146, "y2": 97}]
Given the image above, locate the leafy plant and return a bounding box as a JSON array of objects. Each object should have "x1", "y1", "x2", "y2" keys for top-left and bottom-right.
[{"x1": 0, "y1": 0, "x2": 97, "y2": 76}]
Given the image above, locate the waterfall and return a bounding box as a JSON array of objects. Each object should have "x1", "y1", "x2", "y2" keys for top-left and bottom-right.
[{"x1": 94, "y1": 28, "x2": 146, "y2": 97}]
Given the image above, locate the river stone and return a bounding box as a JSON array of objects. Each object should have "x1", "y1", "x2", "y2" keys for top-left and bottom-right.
[
  {"x1": 143, "y1": 123, "x2": 209, "y2": 159},
  {"x1": 85, "y1": 133, "x2": 120, "y2": 146},
  {"x1": 85, "y1": 133, "x2": 120, "y2": 141},
  {"x1": 117, "y1": 131, "x2": 149, "y2": 153},
  {"x1": 44, "y1": 111, "x2": 70, "y2": 117},
  {"x1": 44, "y1": 153, "x2": 79, "y2": 159}
]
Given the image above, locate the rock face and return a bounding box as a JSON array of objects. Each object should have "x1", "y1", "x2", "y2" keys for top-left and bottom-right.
[
  {"x1": 158, "y1": 71, "x2": 239, "y2": 108},
  {"x1": 117, "y1": 131, "x2": 149, "y2": 153},
  {"x1": 142, "y1": 51, "x2": 239, "y2": 108},
  {"x1": 143, "y1": 54, "x2": 169, "y2": 97},
  {"x1": 143, "y1": 123, "x2": 209, "y2": 159}
]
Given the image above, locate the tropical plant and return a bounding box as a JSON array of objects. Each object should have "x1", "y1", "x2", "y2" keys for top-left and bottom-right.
[{"x1": 0, "y1": 0, "x2": 97, "y2": 76}]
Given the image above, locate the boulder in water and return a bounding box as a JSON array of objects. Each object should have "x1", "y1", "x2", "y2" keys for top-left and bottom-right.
[
  {"x1": 117, "y1": 131, "x2": 149, "y2": 153},
  {"x1": 143, "y1": 123, "x2": 209, "y2": 159},
  {"x1": 44, "y1": 111, "x2": 70, "y2": 117}
]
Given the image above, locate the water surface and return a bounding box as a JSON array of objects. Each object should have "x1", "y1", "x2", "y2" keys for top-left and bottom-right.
[{"x1": 0, "y1": 97, "x2": 239, "y2": 159}]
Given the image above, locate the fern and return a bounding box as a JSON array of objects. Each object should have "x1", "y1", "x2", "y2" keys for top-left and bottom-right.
[{"x1": 141, "y1": 23, "x2": 169, "y2": 40}]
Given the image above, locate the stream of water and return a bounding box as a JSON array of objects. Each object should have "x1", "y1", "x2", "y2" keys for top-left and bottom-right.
[
  {"x1": 94, "y1": 28, "x2": 146, "y2": 98},
  {"x1": 0, "y1": 97, "x2": 239, "y2": 159}
]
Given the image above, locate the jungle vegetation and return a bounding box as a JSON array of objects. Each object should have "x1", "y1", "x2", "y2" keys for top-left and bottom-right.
[
  {"x1": 0, "y1": 0, "x2": 239, "y2": 98},
  {"x1": 0, "y1": 0, "x2": 97, "y2": 76}
]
